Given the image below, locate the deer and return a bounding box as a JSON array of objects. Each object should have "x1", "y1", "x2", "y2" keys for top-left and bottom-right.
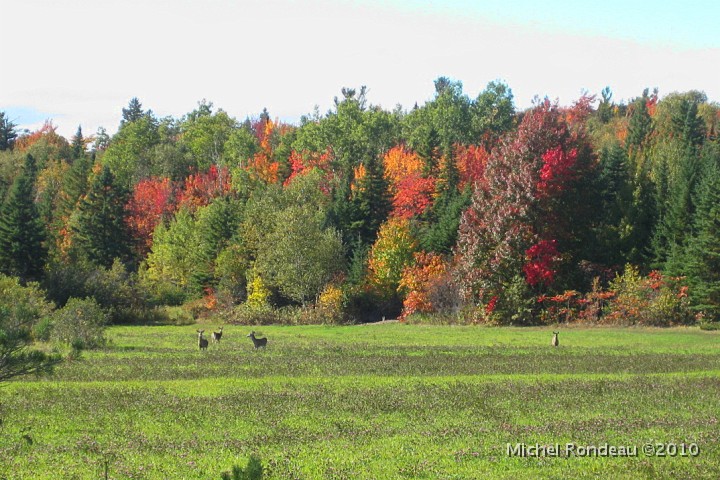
[
  {"x1": 247, "y1": 331, "x2": 267, "y2": 350},
  {"x1": 211, "y1": 326, "x2": 224, "y2": 343},
  {"x1": 551, "y1": 331, "x2": 559, "y2": 347},
  {"x1": 197, "y1": 330, "x2": 209, "y2": 351}
]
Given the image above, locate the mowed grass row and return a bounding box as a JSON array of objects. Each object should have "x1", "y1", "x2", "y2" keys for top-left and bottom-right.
[{"x1": 1, "y1": 324, "x2": 719, "y2": 479}]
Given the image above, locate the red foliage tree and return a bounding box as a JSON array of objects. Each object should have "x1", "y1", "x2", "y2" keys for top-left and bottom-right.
[
  {"x1": 454, "y1": 144, "x2": 489, "y2": 190},
  {"x1": 392, "y1": 173, "x2": 435, "y2": 219},
  {"x1": 284, "y1": 148, "x2": 334, "y2": 193},
  {"x1": 455, "y1": 98, "x2": 596, "y2": 320},
  {"x1": 125, "y1": 177, "x2": 175, "y2": 255},
  {"x1": 176, "y1": 165, "x2": 231, "y2": 212}
]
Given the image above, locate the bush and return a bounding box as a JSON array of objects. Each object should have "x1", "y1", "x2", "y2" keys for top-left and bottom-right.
[
  {"x1": 231, "y1": 303, "x2": 282, "y2": 325},
  {"x1": 44, "y1": 260, "x2": 154, "y2": 324},
  {"x1": 160, "y1": 306, "x2": 195, "y2": 326},
  {"x1": 0, "y1": 274, "x2": 54, "y2": 336},
  {"x1": 50, "y1": 297, "x2": 108, "y2": 349},
  {"x1": 603, "y1": 266, "x2": 693, "y2": 326}
]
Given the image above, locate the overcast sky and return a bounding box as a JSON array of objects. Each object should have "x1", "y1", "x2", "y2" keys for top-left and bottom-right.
[{"x1": 2, "y1": 0, "x2": 719, "y2": 139}]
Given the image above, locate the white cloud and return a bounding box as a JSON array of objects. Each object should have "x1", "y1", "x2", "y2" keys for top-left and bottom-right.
[{"x1": 2, "y1": 0, "x2": 718, "y2": 139}]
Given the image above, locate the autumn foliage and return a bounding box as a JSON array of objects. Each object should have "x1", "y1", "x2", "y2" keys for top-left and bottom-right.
[
  {"x1": 398, "y1": 251, "x2": 447, "y2": 318},
  {"x1": 126, "y1": 177, "x2": 175, "y2": 255},
  {"x1": 176, "y1": 165, "x2": 231, "y2": 212}
]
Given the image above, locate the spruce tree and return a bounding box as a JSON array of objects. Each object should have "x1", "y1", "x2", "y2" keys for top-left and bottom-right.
[
  {"x1": 71, "y1": 125, "x2": 84, "y2": 160},
  {"x1": 73, "y1": 165, "x2": 131, "y2": 267},
  {"x1": 347, "y1": 155, "x2": 391, "y2": 250},
  {"x1": 684, "y1": 159, "x2": 720, "y2": 321},
  {"x1": 0, "y1": 155, "x2": 47, "y2": 281},
  {"x1": 121, "y1": 97, "x2": 144, "y2": 125},
  {"x1": 0, "y1": 112, "x2": 18, "y2": 151},
  {"x1": 419, "y1": 153, "x2": 469, "y2": 254}
]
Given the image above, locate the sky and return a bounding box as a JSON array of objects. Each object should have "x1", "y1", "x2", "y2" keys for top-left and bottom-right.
[{"x1": 2, "y1": 0, "x2": 719, "y2": 139}]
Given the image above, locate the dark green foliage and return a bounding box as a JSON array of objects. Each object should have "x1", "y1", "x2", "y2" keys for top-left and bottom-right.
[
  {"x1": 625, "y1": 89, "x2": 654, "y2": 152},
  {"x1": 73, "y1": 165, "x2": 131, "y2": 268},
  {"x1": 0, "y1": 155, "x2": 47, "y2": 281},
  {"x1": 220, "y1": 454, "x2": 263, "y2": 480},
  {"x1": 121, "y1": 97, "x2": 145, "y2": 125},
  {"x1": 0, "y1": 111, "x2": 18, "y2": 151},
  {"x1": 346, "y1": 154, "x2": 391, "y2": 250},
  {"x1": 592, "y1": 143, "x2": 632, "y2": 266},
  {"x1": 71, "y1": 125, "x2": 84, "y2": 161},
  {"x1": 684, "y1": 154, "x2": 720, "y2": 321}
]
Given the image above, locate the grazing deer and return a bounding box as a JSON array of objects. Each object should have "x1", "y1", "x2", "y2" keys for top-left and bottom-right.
[
  {"x1": 247, "y1": 331, "x2": 267, "y2": 350},
  {"x1": 551, "y1": 331, "x2": 559, "y2": 347},
  {"x1": 197, "y1": 330, "x2": 209, "y2": 351},
  {"x1": 212, "y1": 326, "x2": 224, "y2": 343}
]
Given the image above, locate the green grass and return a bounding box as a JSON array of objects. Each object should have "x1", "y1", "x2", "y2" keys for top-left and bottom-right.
[{"x1": 1, "y1": 324, "x2": 719, "y2": 479}]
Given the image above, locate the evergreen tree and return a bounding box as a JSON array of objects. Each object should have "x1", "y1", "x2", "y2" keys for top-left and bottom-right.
[
  {"x1": 625, "y1": 90, "x2": 653, "y2": 153},
  {"x1": 121, "y1": 97, "x2": 145, "y2": 125},
  {"x1": 73, "y1": 165, "x2": 131, "y2": 267},
  {"x1": 347, "y1": 155, "x2": 391, "y2": 250},
  {"x1": 684, "y1": 158, "x2": 720, "y2": 321},
  {"x1": 419, "y1": 154, "x2": 469, "y2": 254},
  {"x1": 592, "y1": 143, "x2": 631, "y2": 266},
  {"x1": 652, "y1": 96, "x2": 706, "y2": 270},
  {"x1": 71, "y1": 125, "x2": 84, "y2": 160},
  {"x1": 0, "y1": 112, "x2": 18, "y2": 151},
  {"x1": 0, "y1": 155, "x2": 47, "y2": 281}
]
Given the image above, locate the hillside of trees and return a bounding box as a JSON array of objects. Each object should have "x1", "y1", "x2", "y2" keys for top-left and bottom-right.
[{"x1": 1, "y1": 79, "x2": 719, "y2": 328}]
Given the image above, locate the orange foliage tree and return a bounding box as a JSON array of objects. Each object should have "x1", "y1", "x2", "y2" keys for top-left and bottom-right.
[
  {"x1": 398, "y1": 251, "x2": 447, "y2": 319},
  {"x1": 382, "y1": 145, "x2": 434, "y2": 218},
  {"x1": 247, "y1": 117, "x2": 280, "y2": 184},
  {"x1": 14, "y1": 120, "x2": 69, "y2": 153}
]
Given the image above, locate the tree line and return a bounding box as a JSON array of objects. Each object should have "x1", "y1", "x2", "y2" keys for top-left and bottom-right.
[{"x1": 0, "y1": 79, "x2": 718, "y2": 327}]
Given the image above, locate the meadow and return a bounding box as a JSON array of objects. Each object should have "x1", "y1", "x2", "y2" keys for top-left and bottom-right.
[{"x1": 1, "y1": 324, "x2": 719, "y2": 479}]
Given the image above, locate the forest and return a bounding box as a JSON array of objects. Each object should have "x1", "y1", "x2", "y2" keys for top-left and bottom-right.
[{"x1": 1, "y1": 78, "x2": 719, "y2": 340}]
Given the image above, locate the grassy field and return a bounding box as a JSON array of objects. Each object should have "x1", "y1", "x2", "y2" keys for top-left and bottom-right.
[{"x1": 1, "y1": 324, "x2": 719, "y2": 479}]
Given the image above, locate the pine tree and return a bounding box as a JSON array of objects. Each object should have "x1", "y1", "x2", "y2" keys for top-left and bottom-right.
[
  {"x1": 0, "y1": 155, "x2": 47, "y2": 281},
  {"x1": 73, "y1": 165, "x2": 131, "y2": 267}
]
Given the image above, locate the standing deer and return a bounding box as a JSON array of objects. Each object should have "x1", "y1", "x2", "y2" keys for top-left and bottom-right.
[
  {"x1": 247, "y1": 331, "x2": 267, "y2": 350},
  {"x1": 212, "y1": 326, "x2": 224, "y2": 343},
  {"x1": 197, "y1": 330, "x2": 209, "y2": 351},
  {"x1": 551, "y1": 331, "x2": 559, "y2": 347}
]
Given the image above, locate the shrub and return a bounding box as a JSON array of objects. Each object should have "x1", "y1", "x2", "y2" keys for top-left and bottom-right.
[
  {"x1": 603, "y1": 266, "x2": 693, "y2": 326},
  {"x1": 44, "y1": 260, "x2": 154, "y2": 324},
  {"x1": 0, "y1": 274, "x2": 54, "y2": 335},
  {"x1": 161, "y1": 306, "x2": 195, "y2": 326},
  {"x1": 50, "y1": 297, "x2": 108, "y2": 349}
]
